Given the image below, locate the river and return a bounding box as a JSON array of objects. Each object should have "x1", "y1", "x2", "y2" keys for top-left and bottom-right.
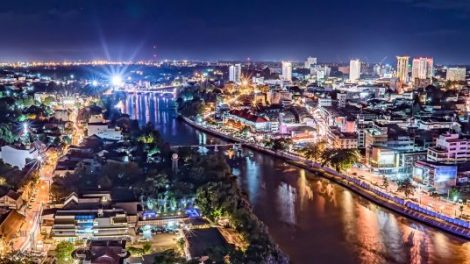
[{"x1": 118, "y1": 93, "x2": 470, "y2": 264}]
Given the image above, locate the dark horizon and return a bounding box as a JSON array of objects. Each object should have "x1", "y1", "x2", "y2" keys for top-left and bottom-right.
[{"x1": 2, "y1": 0, "x2": 470, "y2": 64}]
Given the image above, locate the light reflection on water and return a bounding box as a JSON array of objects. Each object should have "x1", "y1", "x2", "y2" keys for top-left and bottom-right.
[{"x1": 120, "y1": 94, "x2": 470, "y2": 264}]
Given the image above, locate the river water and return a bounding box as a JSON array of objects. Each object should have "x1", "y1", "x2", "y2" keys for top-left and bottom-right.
[{"x1": 118, "y1": 93, "x2": 470, "y2": 264}]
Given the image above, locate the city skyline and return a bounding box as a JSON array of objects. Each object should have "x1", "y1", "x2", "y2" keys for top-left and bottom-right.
[
  {"x1": 2, "y1": 0, "x2": 470, "y2": 64},
  {"x1": 2, "y1": 1, "x2": 470, "y2": 263}
]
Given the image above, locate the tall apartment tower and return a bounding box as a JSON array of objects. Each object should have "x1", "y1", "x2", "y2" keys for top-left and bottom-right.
[
  {"x1": 304, "y1": 57, "x2": 317, "y2": 68},
  {"x1": 411, "y1": 57, "x2": 433, "y2": 82},
  {"x1": 446, "y1": 67, "x2": 467, "y2": 81},
  {"x1": 229, "y1": 64, "x2": 242, "y2": 83},
  {"x1": 396, "y1": 56, "x2": 410, "y2": 83},
  {"x1": 281, "y1": 61, "x2": 292, "y2": 82},
  {"x1": 349, "y1": 59, "x2": 361, "y2": 82}
]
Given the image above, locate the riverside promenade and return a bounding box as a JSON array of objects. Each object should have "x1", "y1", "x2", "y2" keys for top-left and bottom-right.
[{"x1": 181, "y1": 116, "x2": 470, "y2": 240}]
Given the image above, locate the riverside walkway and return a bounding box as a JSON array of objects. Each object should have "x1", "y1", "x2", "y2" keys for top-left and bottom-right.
[{"x1": 181, "y1": 116, "x2": 470, "y2": 240}]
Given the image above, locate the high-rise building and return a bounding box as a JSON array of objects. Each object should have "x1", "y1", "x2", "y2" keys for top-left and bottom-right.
[
  {"x1": 349, "y1": 59, "x2": 361, "y2": 82},
  {"x1": 411, "y1": 57, "x2": 433, "y2": 82},
  {"x1": 281, "y1": 61, "x2": 292, "y2": 82},
  {"x1": 446, "y1": 67, "x2": 467, "y2": 82},
  {"x1": 396, "y1": 56, "x2": 410, "y2": 83},
  {"x1": 310, "y1": 65, "x2": 331, "y2": 81},
  {"x1": 304, "y1": 57, "x2": 317, "y2": 69},
  {"x1": 229, "y1": 64, "x2": 242, "y2": 83}
]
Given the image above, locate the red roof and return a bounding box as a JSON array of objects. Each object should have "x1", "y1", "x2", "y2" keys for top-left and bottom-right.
[{"x1": 229, "y1": 109, "x2": 269, "y2": 123}]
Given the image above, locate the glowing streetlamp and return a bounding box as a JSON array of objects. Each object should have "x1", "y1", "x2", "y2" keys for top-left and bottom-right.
[{"x1": 22, "y1": 122, "x2": 28, "y2": 134}]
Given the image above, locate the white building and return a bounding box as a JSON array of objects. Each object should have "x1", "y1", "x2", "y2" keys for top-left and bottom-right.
[
  {"x1": 304, "y1": 57, "x2": 317, "y2": 69},
  {"x1": 310, "y1": 65, "x2": 331, "y2": 81},
  {"x1": 427, "y1": 133, "x2": 470, "y2": 164},
  {"x1": 0, "y1": 145, "x2": 39, "y2": 170},
  {"x1": 87, "y1": 123, "x2": 123, "y2": 141},
  {"x1": 281, "y1": 61, "x2": 292, "y2": 82},
  {"x1": 411, "y1": 57, "x2": 433, "y2": 82},
  {"x1": 446, "y1": 67, "x2": 466, "y2": 81},
  {"x1": 228, "y1": 64, "x2": 241, "y2": 84},
  {"x1": 42, "y1": 193, "x2": 136, "y2": 242},
  {"x1": 349, "y1": 59, "x2": 361, "y2": 82},
  {"x1": 396, "y1": 56, "x2": 409, "y2": 83}
]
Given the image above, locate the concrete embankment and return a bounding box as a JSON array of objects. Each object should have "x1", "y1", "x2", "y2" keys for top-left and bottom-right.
[{"x1": 181, "y1": 116, "x2": 470, "y2": 240}]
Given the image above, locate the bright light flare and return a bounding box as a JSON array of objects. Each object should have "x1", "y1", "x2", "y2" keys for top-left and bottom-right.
[
  {"x1": 111, "y1": 75, "x2": 123, "y2": 86},
  {"x1": 92, "y1": 80, "x2": 98, "y2": 87}
]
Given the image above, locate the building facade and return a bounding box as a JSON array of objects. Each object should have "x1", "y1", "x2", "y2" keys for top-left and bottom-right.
[
  {"x1": 396, "y1": 56, "x2": 409, "y2": 83},
  {"x1": 349, "y1": 59, "x2": 361, "y2": 82},
  {"x1": 411, "y1": 57, "x2": 433, "y2": 82},
  {"x1": 427, "y1": 133, "x2": 470, "y2": 164},
  {"x1": 446, "y1": 67, "x2": 466, "y2": 82},
  {"x1": 229, "y1": 64, "x2": 241, "y2": 84},
  {"x1": 281, "y1": 61, "x2": 292, "y2": 82}
]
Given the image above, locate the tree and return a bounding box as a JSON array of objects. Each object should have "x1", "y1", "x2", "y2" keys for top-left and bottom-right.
[
  {"x1": 42, "y1": 96, "x2": 55, "y2": 106},
  {"x1": 300, "y1": 140, "x2": 327, "y2": 162},
  {"x1": 397, "y1": 179, "x2": 415, "y2": 198},
  {"x1": 143, "y1": 242, "x2": 152, "y2": 254},
  {"x1": 430, "y1": 192, "x2": 440, "y2": 200},
  {"x1": 153, "y1": 249, "x2": 186, "y2": 264},
  {"x1": 0, "y1": 123, "x2": 18, "y2": 144},
  {"x1": 449, "y1": 187, "x2": 460, "y2": 202},
  {"x1": 270, "y1": 138, "x2": 292, "y2": 152},
  {"x1": 321, "y1": 148, "x2": 360, "y2": 172},
  {"x1": 382, "y1": 176, "x2": 389, "y2": 190},
  {"x1": 241, "y1": 126, "x2": 250, "y2": 137},
  {"x1": 97, "y1": 175, "x2": 113, "y2": 189},
  {"x1": 55, "y1": 241, "x2": 74, "y2": 264}
]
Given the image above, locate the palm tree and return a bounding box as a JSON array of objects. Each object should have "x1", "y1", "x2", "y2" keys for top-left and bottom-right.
[
  {"x1": 382, "y1": 176, "x2": 389, "y2": 191},
  {"x1": 397, "y1": 179, "x2": 415, "y2": 198},
  {"x1": 300, "y1": 140, "x2": 327, "y2": 162},
  {"x1": 321, "y1": 148, "x2": 360, "y2": 172}
]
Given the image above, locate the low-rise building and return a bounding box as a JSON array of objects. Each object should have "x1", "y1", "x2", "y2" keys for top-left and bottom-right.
[
  {"x1": 290, "y1": 126, "x2": 316, "y2": 144},
  {"x1": 87, "y1": 123, "x2": 123, "y2": 141},
  {"x1": 330, "y1": 130, "x2": 358, "y2": 149},
  {"x1": 226, "y1": 109, "x2": 277, "y2": 133},
  {"x1": 0, "y1": 209, "x2": 25, "y2": 246},
  {"x1": 42, "y1": 192, "x2": 140, "y2": 242},
  {"x1": 72, "y1": 240, "x2": 130, "y2": 264},
  {"x1": 427, "y1": 133, "x2": 470, "y2": 164},
  {"x1": 413, "y1": 160, "x2": 457, "y2": 194},
  {"x1": 0, "y1": 190, "x2": 23, "y2": 210}
]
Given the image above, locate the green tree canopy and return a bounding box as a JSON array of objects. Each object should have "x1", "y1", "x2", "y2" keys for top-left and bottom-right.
[
  {"x1": 321, "y1": 148, "x2": 360, "y2": 172},
  {"x1": 300, "y1": 140, "x2": 327, "y2": 162},
  {"x1": 55, "y1": 241, "x2": 74, "y2": 264}
]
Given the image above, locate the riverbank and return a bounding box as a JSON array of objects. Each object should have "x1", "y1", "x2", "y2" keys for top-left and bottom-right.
[{"x1": 181, "y1": 116, "x2": 470, "y2": 240}]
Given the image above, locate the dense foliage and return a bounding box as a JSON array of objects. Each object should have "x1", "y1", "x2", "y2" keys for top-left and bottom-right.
[{"x1": 55, "y1": 241, "x2": 74, "y2": 264}]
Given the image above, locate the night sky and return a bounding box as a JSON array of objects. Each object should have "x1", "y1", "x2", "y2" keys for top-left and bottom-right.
[{"x1": 1, "y1": 0, "x2": 470, "y2": 64}]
